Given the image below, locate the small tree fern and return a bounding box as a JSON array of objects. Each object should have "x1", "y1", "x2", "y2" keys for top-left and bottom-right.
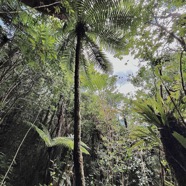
[{"x1": 29, "y1": 123, "x2": 90, "y2": 155}]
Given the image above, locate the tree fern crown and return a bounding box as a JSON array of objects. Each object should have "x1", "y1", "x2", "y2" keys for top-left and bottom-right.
[{"x1": 59, "y1": 0, "x2": 134, "y2": 74}]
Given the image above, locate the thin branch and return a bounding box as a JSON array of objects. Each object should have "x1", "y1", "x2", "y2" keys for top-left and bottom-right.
[
  {"x1": 179, "y1": 51, "x2": 186, "y2": 95},
  {"x1": 24, "y1": 1, "x2": 62, "y2": 10},
  {"x1": 159, "y1": 74, "x2": 186, "y2": 126},
  {"x1": 0, "y1": 1, "x2": 61, "y2": 14},
  {"x1": 0, "y1": 111, "x2": 41, "y2": 186},
  {"x1": 154, "y1": 13, "x2": 181, "y2": 19},
  {"x1": 152, "y1": 18, "x2": 186, "y2": 51}
]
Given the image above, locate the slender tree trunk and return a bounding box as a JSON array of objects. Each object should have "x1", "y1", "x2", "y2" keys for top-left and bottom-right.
[{"x1": 73, "y1": 32, "x2": 85, "y2": 186}]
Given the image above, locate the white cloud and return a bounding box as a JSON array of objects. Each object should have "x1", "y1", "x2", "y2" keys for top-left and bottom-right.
[
  {"x1": 106, "y1": 52, "x2": 141, "y2": 95},
  {"x1": 106, "y1": 52, "x2": 139, "y2": 75},
  {"x1": 117, "y1": 83, "x2": 141, "y2": 95}
]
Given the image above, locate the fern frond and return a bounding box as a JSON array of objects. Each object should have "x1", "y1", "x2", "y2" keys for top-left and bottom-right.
[
  {"x1": 172, "y1": 132, "x2": 186, "y2": 149},
  {"x1": 134, "y1": 101, "x2": 163, "y2": 127},
  {"x1": 25, "y1": 122, "x2": 52, "y2": 147},
  {"x1": 91, "y1": 27, "x2": 125, "y2": 52},
  {"x1": 81, "y1": 0, "x2": 121, "y2": 24},
  {"x1": 84, "y1": 35, "x2": 113, "y2": 73},
  {"x1": 30, "y1": 124, "x2": 90, "y2": 154},
  {"x1": 51, "y1": 137, "x2": 90, "y2": 154},
  {"x1": 51, "y1": 137, "x2": 74, "y2": 149}
]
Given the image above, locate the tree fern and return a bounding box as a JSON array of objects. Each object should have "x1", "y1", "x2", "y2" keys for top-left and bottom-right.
[
  {"x1": 29, "y1": 122, "x2": 90, "y2": 155},
  {"x1": 56, "y1": 0, "x2": 137, "y2": 184}
]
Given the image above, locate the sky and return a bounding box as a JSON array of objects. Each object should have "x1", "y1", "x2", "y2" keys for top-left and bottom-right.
[{"x1": 106, "y1": 53, "x2": 141, "y2": 95}]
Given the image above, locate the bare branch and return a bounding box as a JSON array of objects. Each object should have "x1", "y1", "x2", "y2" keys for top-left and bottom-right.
[
  {"x1": 152, "y1": 18, "x2": 186, "y2": 51},
  {"x1": 179, "y1": 51, "x2": 186, "y2": 95},
  {"x1": 154, "y1": 12, "x2": 181, "y2": 19},
  {"x1": 0, "y1": 0, "x2": 67, "y2": 20}
]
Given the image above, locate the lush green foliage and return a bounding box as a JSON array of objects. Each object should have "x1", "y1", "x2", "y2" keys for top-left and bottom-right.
[{"x1": 0, "y1": 0, "x2": 185, "y2": 186}]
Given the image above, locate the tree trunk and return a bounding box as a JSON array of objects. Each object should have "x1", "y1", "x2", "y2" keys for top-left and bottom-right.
[
  {"x1": 160, "y1": 116, "x2": 186, "y2": 186},
  {"x1": 73, "y1": 32, "x2": 85, "y2": 186}
]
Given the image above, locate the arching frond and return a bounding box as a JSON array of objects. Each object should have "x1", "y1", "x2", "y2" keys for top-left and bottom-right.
[
  {"x1": 84, "y1": 35, "x2": 113, "y2": 73},
  {"x1": 134, "y1": 97, "x2": 167, "y2": 127},
  {"x1": 107, "y1": 8, "x2": 132, "y2": 28},
  {"x1": 28, "y1": 123, "x2": 90, "y2": 154},
  {"x1": 88, "y1": 28, "x2": 125, "y2": 53},
  {"x1": 78, "y1": 0, "x2": 121, "y2": 23},
  {"x1": 34, "y1": 124, "x2": 52, "y2": 147},
  {"x1": 51, "y1": 137, "x2": 90, "y2": 154},
  {"x1": 58, "y1": 31, "x2": 76, "y2": 70},
  {"x1": 58, "y1": 31, "x2": 76, "y2": 55},
  {"x1": 83, "y1": 0, "x2": 133, "y2": 29}
]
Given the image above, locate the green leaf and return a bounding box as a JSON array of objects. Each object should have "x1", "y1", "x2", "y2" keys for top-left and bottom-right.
[
  {"x1": 172, "y1": 131, "x2": 186, "y2": 149},
  {"x1": 164, "y1": 180, "x2": 175, "y2": 186}
]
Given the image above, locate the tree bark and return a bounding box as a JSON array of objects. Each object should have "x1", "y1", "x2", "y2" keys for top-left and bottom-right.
[
  {"x1": 73, "y1": 31, "x2": 85, "y2": 186},
  {"x1": 160, "y1": 116, "x2": 186, "y2": 186}
]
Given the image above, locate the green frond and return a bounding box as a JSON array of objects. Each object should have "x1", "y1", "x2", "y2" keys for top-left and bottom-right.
[
  {"x1": 84, "y1": 35, "x2": 113, "y2": 73},
  {"x1": 134, "y1": 95, "x2": 168, "y2": 127},
  {"x1": 80, "y1": 140, "x2": 90, "y2": 150},
  {"x1": 79, "y1": 0, "x2": 121, "y2": 23},
  {"x1": 129, "y1": 125, "x2": 160, "y2": 152},
  {"x1": 58, "y1": 31, "x2": 76, "y2": 55},
  {"x1": 51, "y1": 137, "x2": 74, "y2": 149},
  {"x1": 130, "y1": 125, "x2": 160, "y2": 143},
  {"x1": 83, "y1": 0, "x2": 133, "y2": 30},
  {"x1": 80, "y1": 147, "x2": 90, "y2": 155},
  {"x1": 91, "y1": 28, "x2": 125, "y2": 52},
  {"x1": 147, "y1": 126, "x2": 161, "y2": 143},
  {"x1": 51, "y1": 137, "x2": 90, "y2": 154},
  {"x1": 29, "y1": 123, "x2": 90, "y2": 154},
  {"x1": 172, "y1": 132, "x2": 186, "y2": 149},
  {"x1": 134, "y1": 100, "x2": 164, "y2": 127},
  {"x1": 34, "y1": 126, "x2": 52, "y2": 147},
  {"x1": 26, "y1": 121, "x2": 52, "y2": 146},
  {"x1": 58, "y1": 31, "x2": 76, "y2": 71},
  {"x1": 106, "y1": 7, "x2": 133, "y2": 28}
]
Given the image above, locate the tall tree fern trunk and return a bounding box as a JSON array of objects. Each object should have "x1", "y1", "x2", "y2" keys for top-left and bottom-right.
[{"x1": 73, "y1": 32, "x2": 85, "y2": 186}]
